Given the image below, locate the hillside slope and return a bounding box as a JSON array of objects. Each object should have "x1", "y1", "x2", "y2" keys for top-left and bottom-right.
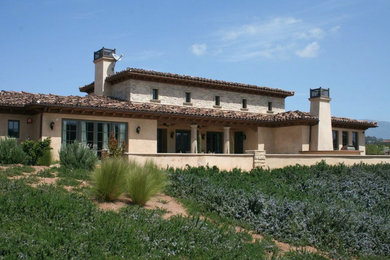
[{"x1": 365, "y1": 121, "x2": 390, "y2": 139}]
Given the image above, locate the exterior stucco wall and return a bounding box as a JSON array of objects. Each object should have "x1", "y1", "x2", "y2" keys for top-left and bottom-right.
[
  {"x1": 266, "y1": 154, "x2": 390, "y2": 169},
  {"x1": 310, "y1": 97, "x2": 333, "y2": 151},
  {"x1": 41, "y1": 113, "x2": 157, "y2": 160},
  {"x1": 127, "y1": 153, "x2": 254, "y2": 171},
  {"x1": 111, "y1": 79, "x2": 285, "y2": 113},
  {"x1": 257, "y1": 127, "x2": 274, "y2": 152},
  {"x1": 270, "y1": 125, "x2": 310, "y2": 154},
  {"x1": 94, "y1": 59, "x2": 115, "y2": 96},
  {"x1": 0, "y1": 113, "x2": 41, "y2": 142}
]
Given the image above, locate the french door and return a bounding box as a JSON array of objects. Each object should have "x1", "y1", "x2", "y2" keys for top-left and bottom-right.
[
  {"x1": 175, "y1": 130, "x2": 191, "y2": 153},
  {"x1": 206, "y1": 132, "x2": 223, "y2": 153}
]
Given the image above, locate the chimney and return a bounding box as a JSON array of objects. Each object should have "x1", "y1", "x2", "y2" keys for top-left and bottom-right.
[
  {"x1": 309, "y1": 87, "x2": 333, "y2": 151},
  {"x1": 93, "y1": 47, "x2": 116, "y2": 95}
]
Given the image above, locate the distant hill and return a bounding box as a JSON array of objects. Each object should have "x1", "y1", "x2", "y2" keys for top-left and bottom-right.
[{"x1": 365, "y1": 121, "x2": 390, "y2": 139}]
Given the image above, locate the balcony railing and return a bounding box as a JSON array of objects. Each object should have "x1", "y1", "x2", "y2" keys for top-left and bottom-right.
[
  {"x1": 94, "y1": 47, "x2": 116, "y2": 61},
  {"x1": 310, "y1": 87, "x2": 330, "y2": 98}
]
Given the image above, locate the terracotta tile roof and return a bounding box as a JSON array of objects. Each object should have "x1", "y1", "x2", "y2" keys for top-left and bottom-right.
[
  {"x1": 0, "y1": 91, "x2": 376, "y2": 129},
  {"x1": 79, "y1": 68, "x2": 294, "y2": 98},
  {"x1": 331, "y1": 116, "x2": 377, "y2": 129}
]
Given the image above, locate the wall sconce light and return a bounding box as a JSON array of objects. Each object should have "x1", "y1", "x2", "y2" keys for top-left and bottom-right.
[
  {"x1": 27, "y1": 117, "x2": 33, "y2": 124},
  {"x1": 136, "y1": 126, "x2": 141, "y2": 134},
  {"x1": 170, "y1": 131, "x2": 174, "y2": 138},
  {"x1": 49, "y1": 121, "x2": 55, "y2": 130},
  {"x1": 201, "y1": 134, "x2": 205, "y2": 140}
]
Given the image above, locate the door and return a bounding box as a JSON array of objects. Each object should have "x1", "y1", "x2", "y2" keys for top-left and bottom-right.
[
  {"x1": 206, "y1": 132, "x2": 223, "y2": 153},
  {"x1": 157, "y1": 128, "x2": 167, "y2": 153},
  {"x1": 176, "y1": 130, "x2": 191, "y2": 153},
  {"x1": 234, "y1": 132, "x2": 244, "y2": 154}
]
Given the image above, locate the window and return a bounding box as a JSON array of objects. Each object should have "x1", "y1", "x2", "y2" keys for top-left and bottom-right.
[
  {"x1": 62, "y1": 119, "x2": 127, "y2": 157},
  {"x1": 64, "y1": 120, "x2": 77, "y2": 144},
  {"x1": 332, "y1": 130, "x2": 339, "y2": 150},
  {"x1": 185, "y1": 92, "x2": 191, "y2": 103},
  {"x1": 242, "y1": 99, "x2": 247, "y2": 109},
  {"x1": 8, "y1": 120, "x2": 20, "y2": 138},
  {"x1": 352, "y1": 132, "x2": 359, "y2": 150},
  {"x1": 215, "y1": 96, "x2": 220, "y2": 106},
  {"x1": 268, "y1": 102, "x2": 273, "y2": 111},
  {"x1": 342, "y1": 131, "x2": 348, "y2": 146},
  {"x1": 152, "y1": 89, "x2": 159, "y2": 100}
]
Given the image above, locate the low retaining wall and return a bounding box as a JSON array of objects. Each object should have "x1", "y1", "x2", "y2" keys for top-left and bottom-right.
[
  {"x1": 126, "y1": 153, "x2": 254, "y2": 171},
  {"x1": 266, "y1": 154, "x2": 390, "y2": 169},
  {"x1": 126, "y1": 153, "x2": 390, "y2": 171}
]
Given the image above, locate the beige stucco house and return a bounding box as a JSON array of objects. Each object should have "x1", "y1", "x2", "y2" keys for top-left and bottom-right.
[{"x1": 0, "y1": 48, "x2": 381, "y2": 169}]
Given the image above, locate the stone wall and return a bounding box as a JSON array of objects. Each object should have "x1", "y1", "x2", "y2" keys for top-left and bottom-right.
[{"x1": 110, "y1": 79, "x2": 285, "y2": 113}]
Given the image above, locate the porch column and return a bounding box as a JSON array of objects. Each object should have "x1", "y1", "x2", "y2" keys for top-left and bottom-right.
[
  {"x1": 359, "y1": 131, "x2": 366, "y2": 155},
  {"x1": 224, "y1": 126, "x2": 230, "y2": 154},
  {"x1": 191, "y1": 124, "x2": 198, "y2": 153},
  {"x1": 348, "y1": 131, "x2": 353, "y2": 146},
  {"x1": 338, "y1": 130, "x2": 343, "y2": 150}
]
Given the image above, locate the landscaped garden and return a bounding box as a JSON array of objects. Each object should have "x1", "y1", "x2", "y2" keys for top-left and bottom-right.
[{"x1": 1, "y1": 137, "x2": 389, "y2": 259}]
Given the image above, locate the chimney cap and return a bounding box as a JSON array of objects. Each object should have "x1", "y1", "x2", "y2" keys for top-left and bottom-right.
[
  {"x1": 94, "y1": 47, "x2": 116, "y2": 61},
  {"x1": 310, "y1": 87, "x2": 330, "y2": 98}
]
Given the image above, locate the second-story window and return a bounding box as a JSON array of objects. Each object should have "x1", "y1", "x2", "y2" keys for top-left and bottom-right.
[
  {"x1": 152, "y1": 89, "x2": 159, "y2": 100},
  {"x1": 242, "y1": 99, "x2": 247, "y2": 109},
  {"x1": 185, "y1": 92, "x2": 191, "y2": 103},
  {"x1": 268, "y1": 102, "x2": 273, "y2": 111},
  {"x1": 215, "y1": 96, "x2": 220, "y2": 106}
]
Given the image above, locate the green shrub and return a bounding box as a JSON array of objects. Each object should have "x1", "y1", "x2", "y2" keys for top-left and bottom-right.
[
  {"x1": 59, "y1": 141, "x2": 97, "y2": 171},
  {"x1": 0, "y1": 137, "x2": 26, "y2": 164},
  {"x1": 92, "y1": 158, "x2": 128, "y2": 201},
  {"x1": 21, "y1": 138, "x2": 51, "y2": 165},
  {"x1": 127, "y1": 160, "x2": 168, "y2": 206},
  {"x1": 37, "y1": 149, "x2": 52, "y2": 166},
  {"x1": 167, "y1": 163, "x2": 390, "y2": 257}
]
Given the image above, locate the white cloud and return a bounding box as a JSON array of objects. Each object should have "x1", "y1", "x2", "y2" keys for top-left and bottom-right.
[
  {"x1": 191, "y1": 43, "x2": 207, "y2": 56},
  {"x1": 193, "y1": 16, "x2": 339, "y2": 61},
  {"x1": 221, "y1": 17, "x2": 301, "y2": 41},
  {"x1": 329, "y1": 25, "x2": 341, "y2": 33},
  {"x1": 296, "y1": 28, "x2": 325, "y2": 40},
  {"x1": 296, "y1": 42, "x2": 320, "y2": 58}
]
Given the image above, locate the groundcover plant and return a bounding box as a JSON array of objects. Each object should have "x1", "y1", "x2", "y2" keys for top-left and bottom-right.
[
  {"x1": 166, "y1": 162, "x2": 390, "y2": 258},
  {"x1": 0, "y1": 175, "x2": 269, "y2": 259}
]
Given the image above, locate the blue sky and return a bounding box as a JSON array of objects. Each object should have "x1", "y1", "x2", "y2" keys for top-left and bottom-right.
[{"x1": 1, "y1": 0, "x2": 389, "y2": 121}]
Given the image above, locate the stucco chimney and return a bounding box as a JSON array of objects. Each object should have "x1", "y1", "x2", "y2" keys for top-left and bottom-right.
[
  {"x1": 309, "y1": 87, "x2": 333, "y2": 151},
  {"x1": 93, "y1": 47, "x2": 116, "y2": 95}
]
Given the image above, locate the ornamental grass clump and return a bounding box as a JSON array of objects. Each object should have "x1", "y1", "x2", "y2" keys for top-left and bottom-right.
[
  {"x1": 92, "y1": 158, "x2": 128, "y2": 201},
  {"x1": 59, "y1": 141, "x2": 97, "y2": 171},
  {"x1": 126, "y1": 160, "x2": 168, "y2": 206},
  {"x1": 0, "y1": 137, "x2": 26, "y2": 164}
]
